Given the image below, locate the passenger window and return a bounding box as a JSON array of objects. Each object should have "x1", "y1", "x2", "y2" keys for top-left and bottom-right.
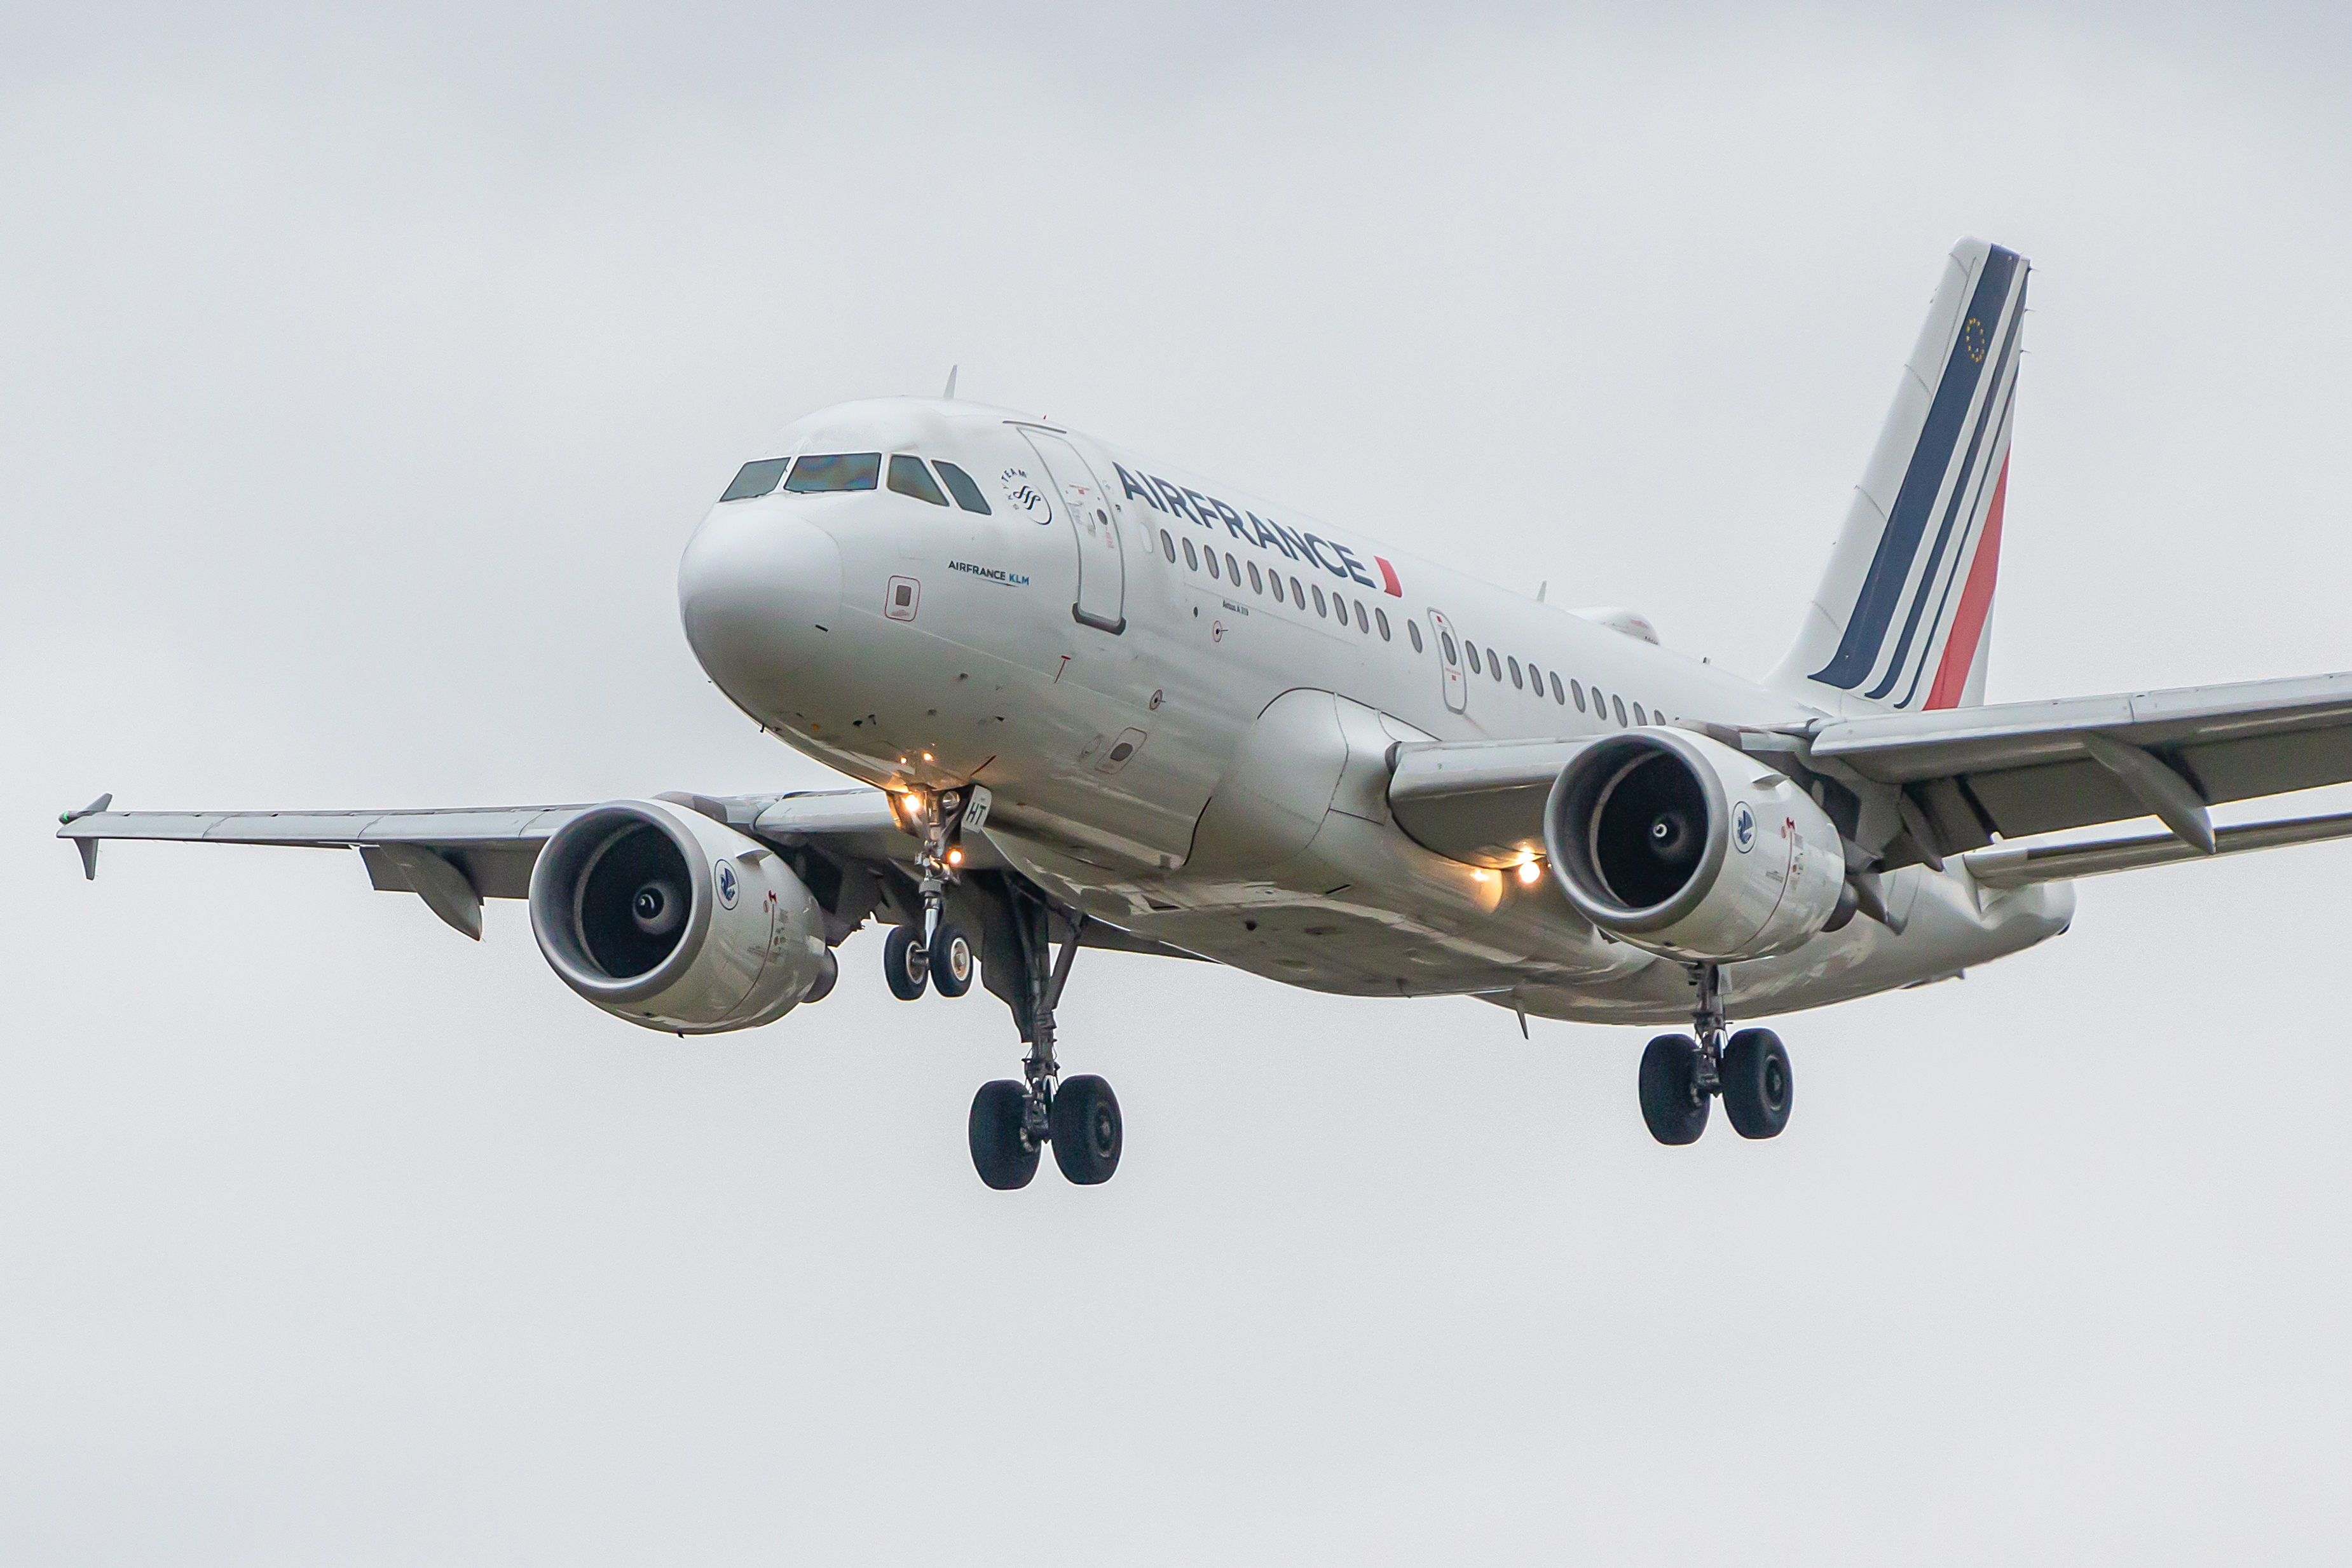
[
  {"x1": 1407, "y1": 618, "x2": 1422, "y2": 652},
  {"x1": 1313, "y1": 585, "x2": 1329, "y2": 617},
  {"x1": 1612, "y1": 695, "x2": 1628, "y2": 726},
  {"x1": 1184, "y1": 538, "x2": 1199, "y2": 570},
  {"x1": 1225, "y1": 552, "x2": 1240, "y2": 582},
  {"x1": 1375, "y1": 608, "x2": 1391, "y2": 641},
  {"x1": 1439, "y1": 629, "x2": 1457, "y2": 664},
  {"x1": 1550, "y1": 672, "x2": 1564, "y2": 705},
  {"x1": 934, "y1": 460, "x2": 991, "y2": 513},
  {"x1": 1571, "y1": 680, "x2": 1586, "y2": 712},
  {"x1": 1632, "y1": 702, "x2": 1648, "y2": 725},
  {"x1": 721, "y1": 456, "x2": 791, "y2": 502},
  {"x1": 1207, "y1": 551, "x2": 1222, "y2": 581},
  {"x1": 1508, "y1": 657, "x2": 1524, "y2": 690},
  {"x1": 1487, "y1": 646, "x2": 1503, "y2": 681},
  {"x1": 1465, "y1": 642, "x2": 1481, "y2": 674},
  {"x1": 887, "y1": 454, "x2": 950, "y2": 506},
  {"x1": 1248, "y1": 561, "x2": 1264, "y2": 594},
  {"x1": 785, "y1": 453, "x2": 881, "y2": 492},
  {"x1": 1161, "y1": 529, "x2": 1176, "y2": 563},
  {"x1": 1289, "y1": 576, "x2": 1306, "y2": 606},
  {"x1": 1354, "y1": 601, "x2": 1369, "y2": 633}
]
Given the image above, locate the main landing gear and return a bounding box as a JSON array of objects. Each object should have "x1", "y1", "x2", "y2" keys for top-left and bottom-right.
[
  {"x1": 1639, "y1": 962, "x2": 1793, "y2": 1145},
  {"x1": 880, "y1": 785, "x2": 1121, "y2": 1190},
  {"x1": 966, "y1": 897, "x2": 1121, "y2": 1190}
]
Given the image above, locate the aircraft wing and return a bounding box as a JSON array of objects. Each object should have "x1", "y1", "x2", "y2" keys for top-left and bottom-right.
[
  {"x1": 1384, "y1": 737, "x2": 1595, "y2": 867},
  {"x1": 56, "y1": 789, "x2": 999, "y2": 941},
  {"x1": 1803, "y1": 671, "x2": 2352, "y2": 860}
]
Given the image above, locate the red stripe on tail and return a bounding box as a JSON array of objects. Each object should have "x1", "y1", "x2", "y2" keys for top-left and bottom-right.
[
  {"x1": 1924, "y1": 456, "x2": 2008, "y2": 710},
  {"x1": 1374, "y1": 556, "x2": 1403, "y2": 597}
]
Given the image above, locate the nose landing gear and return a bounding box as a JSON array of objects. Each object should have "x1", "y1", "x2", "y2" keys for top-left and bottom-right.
[
  {"x1": 880, "y1": 786, "x2": 984, "y2": 1003},
  {"x1": 1638, "y1": 963, "x2": 1795, "y2": 1145}
]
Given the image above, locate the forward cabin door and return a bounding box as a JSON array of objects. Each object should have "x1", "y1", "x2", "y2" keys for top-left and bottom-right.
[
  {"x1": 1427, "y1": 608, "x2": 1468, "y2": 713},
  {"x1": 1022, "y1": 430, "x2": 1126, "y2": 634}
]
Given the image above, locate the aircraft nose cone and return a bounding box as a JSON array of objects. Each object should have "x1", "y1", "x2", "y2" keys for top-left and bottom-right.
[{"x1": 678, "y1": 504, "x2": 844, "y2": 716}]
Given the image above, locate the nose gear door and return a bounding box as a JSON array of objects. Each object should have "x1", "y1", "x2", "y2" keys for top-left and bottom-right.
[
  {"x1": 1427, "y1": 608, "x2": 1468, "y2": 713},
  {"x1": 1021, "y1": 429, "x2": 1126, "y2": 634}
]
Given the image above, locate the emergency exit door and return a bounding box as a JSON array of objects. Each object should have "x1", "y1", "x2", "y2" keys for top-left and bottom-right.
[{"x1": 1427, "y1": 608, "x2": 1468, "y2": 713}]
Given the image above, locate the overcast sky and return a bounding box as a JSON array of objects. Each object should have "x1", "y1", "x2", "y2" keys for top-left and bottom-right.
[{"x1": 6, "y1": 4, "x2": 2352, "y2": 1562}]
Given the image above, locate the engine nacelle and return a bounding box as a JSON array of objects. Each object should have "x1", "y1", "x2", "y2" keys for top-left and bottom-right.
[
  {"x1": 1543, "y1": 730, "x2": 1846, "y2": 962},
  {"x1": 528, "y1": 798, "x2": 833, "y2": 1034}
]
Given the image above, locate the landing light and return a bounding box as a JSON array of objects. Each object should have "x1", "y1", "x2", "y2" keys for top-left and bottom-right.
[
  {"x1": 1516, "y1": 861, "x2": 1543, "y2": 885},
  {"x1": 947, "y1": 848, "x2": 963, "y2": 866}
]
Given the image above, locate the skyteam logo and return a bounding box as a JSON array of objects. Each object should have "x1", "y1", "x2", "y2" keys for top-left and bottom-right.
[
  {"x1": 1733, "y1": 802, "x2": 1757, "y2": 855},
  {"x1": 1001, "y1": 468, "x2": 1053, "y2": 525},
  {"x1": 715, "y1": 859, "x2": 739, "y2": 909}
]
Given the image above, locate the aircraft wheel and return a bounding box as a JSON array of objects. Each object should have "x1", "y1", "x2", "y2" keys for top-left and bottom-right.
[
  {"x1": 1639, "y1": 1034, "x2": 1710, "y2": 1145},
  {"x1": 969, "y1": 1081, "x2": 1039, "y2": 1190},
  {"x1": 884, "y1": 925, "x2": 929, "y2": 1000},
  {"x1": 1721, "y1": 1028, "x2": 1793, "y2": 1139},
  {"x1": 929, "y1": 924, "x2": 975, "y2": 997},
  {"x1": 1049, "y1": 1074, "x2": 1123, "y2": 1185}
]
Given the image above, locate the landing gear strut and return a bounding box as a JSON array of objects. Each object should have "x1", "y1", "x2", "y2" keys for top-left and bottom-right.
[
  {"x1": 966, "y1": 894, "x2": 1123, "y2": 1189},
  {"x1": 1639, "y1": 962, "x2": 1793, "y2": 1145}
]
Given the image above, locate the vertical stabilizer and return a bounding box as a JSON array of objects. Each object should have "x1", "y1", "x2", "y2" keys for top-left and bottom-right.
[{"x1": 1770, "y1": 238, "x2": 2027, "y2": 714}]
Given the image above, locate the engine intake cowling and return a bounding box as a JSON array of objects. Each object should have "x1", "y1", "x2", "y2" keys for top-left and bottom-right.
[
  {"x1": 528, "y1": 798, "x2": 833, "y2": 1033},
  {"x1": 1543, "y1": 730, "x2": 1845, "y2": 962}
]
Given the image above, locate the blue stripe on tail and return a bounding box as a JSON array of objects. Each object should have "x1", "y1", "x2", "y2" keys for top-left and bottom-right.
[{"x1": 1809, "y1": 245, "x2": 2023, "y2": 690}]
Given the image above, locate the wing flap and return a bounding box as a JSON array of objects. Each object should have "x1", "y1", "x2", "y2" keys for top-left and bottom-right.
[{"x1": 1964, "y1": 809, "x2": 2352, "y2": 889}]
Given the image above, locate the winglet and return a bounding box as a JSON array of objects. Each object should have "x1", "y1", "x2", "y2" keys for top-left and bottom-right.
[{"x1": 59, "y1": 793, "x2": 112, "y2": 880}]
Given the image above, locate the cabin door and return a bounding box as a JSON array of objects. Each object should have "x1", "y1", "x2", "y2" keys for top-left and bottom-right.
[{"x1": 1022, "y1": 430, "x2": 1126, "y2": 634}]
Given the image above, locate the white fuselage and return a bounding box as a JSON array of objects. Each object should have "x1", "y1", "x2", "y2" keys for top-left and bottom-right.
[{"x1": 677, "y1": 398, "x2": 2072, "y2": 1026}]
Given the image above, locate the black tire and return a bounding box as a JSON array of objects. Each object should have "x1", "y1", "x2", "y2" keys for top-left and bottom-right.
[
  {"x1": 1638, "y1": 1034, "x2": 1710, "y2": 1145},
  {"x1": 884, "y1": 925, "x2": 929, "y2": 1000},
  {"x1": 1049, "y1": 1074, "x2": 1123, "y2": 1185},
  {"x1": 1721, "y1": 1027, "x2": 1793, "y2": 1139},
  {"x1": 969, "y1": 1081, "x2": 1039, "y2": 1190},
  {"x1": 929, "y1": 924, "x2": 974, "y2": 997}
]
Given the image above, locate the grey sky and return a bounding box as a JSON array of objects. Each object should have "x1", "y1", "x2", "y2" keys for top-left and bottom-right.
[{"x1": 5, "y1": 5, "x2": 2351, "y2": 1562}]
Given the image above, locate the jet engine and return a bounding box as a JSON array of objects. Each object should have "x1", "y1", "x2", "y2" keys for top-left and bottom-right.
[
  {"x1": 528, "y1": 798, "x2": 835, "y2": 1033},
  {"x1": 1543, "y1": 729, "x2": 1845, "y2": 962}
]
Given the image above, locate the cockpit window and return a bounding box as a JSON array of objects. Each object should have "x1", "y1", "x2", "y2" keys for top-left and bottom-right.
[
  {"x1": 887, "y1": 454, "x2": 949, "y2": 507},
  {"x1": 720, "y1": 457, "x2": 790, "y2": 502},
  {"x1": 784, "y1": 453, "x2": 881, "y2": 493},
  {"x1": 934, "y1": 460, "x2": 992, "y2": 514}
]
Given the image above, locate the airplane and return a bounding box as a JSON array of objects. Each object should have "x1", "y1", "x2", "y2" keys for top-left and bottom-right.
[{"x1": 59, "y1": 238, "x2": 2352, "y2": 1186}]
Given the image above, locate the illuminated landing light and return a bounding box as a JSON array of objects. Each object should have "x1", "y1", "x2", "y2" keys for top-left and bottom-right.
[
  {"x1": 947, "y1": 847, "x2": 963, "y2": 866},
  {"x1": 921, "y1": 751, "x2": 934, "y2": 763},
  {"x1": 1515, "y1": 860, "x2": 1543, "y2": 885}
]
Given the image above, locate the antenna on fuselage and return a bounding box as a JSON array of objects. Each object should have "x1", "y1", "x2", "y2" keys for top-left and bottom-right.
[
  {"x1": 1536, "y1": 581, "x2": 1548, "y2": 603},
  {"x1": 942, "y1": 365, "x2": 959, "y2": 399}
]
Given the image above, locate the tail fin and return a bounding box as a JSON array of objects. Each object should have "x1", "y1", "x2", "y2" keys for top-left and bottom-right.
[{"x1": 1770, "y1": 238, "x2": 2028, "y2": 714}]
